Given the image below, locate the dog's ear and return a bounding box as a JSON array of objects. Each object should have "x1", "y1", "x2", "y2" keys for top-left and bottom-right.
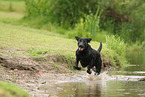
[
  {"x1": 87, "y1": 38, "x2": 92, "y2": 43},
  {"x1": 75, "y1": 36, "x2": 80, "y2": 41}
]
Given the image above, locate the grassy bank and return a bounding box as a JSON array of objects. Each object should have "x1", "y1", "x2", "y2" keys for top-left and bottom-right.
[
  {"x1": 0, "y1": 0, "x2": 127, "y2": 68},
  {"x1": 0, "y1": 20, "x2": 127, "y2": 68},
  {"x1": 0, "y1": 81, "x2": 29, "y2": 97}
]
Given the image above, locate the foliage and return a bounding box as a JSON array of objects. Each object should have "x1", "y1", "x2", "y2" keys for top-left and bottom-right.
[
  {"x1": 100, "y1": 0, "x2": 145, "y2": 43},
  {"x1": 106, "y1": 35, "x2": 126, "y2": 57},
  {"x1": 25, "y1": 0, "x2": 100, "y2": 27},
  {"x1": 24, "y1": 0, "x2": 145, "y2": 43},
  {"x1": 83, "y1": 8, "x2": 102, "y2": 38},
  {"x1": 67, "y1": 8, "x2": 108, "y2": 42},
  {"x1": 25, "y1": 0, "x2": 50, "y2": 17},
  {"x1": 0, "y1": 0, "x2": 25, "y2": 13},
  {"x1": 0, "y1": 81, "x2": 29, "y2": 97},
  {"x1": 105, "y1": 35, "x2": 127, "y2": 67}
]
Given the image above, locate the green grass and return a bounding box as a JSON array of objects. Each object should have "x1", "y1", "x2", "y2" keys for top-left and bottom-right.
[
  {"x1": 0, "y1": 22, "x2": 75, "y2": 54},
  {"x1": 0, "y1": 11, "x2": 24, "y2": 24},
  {"x1": 0, "y1": 81, "x2": 29, "y2": 97},
  {"x1": 0, "y1": 0, "x2": 25, "y2": 24},
  {"x1": 0, "y1": 21, "x2": 102, "y2": 58},
  {"x1": 0, "y1": 0, "x2": 25, "y2": 13}
]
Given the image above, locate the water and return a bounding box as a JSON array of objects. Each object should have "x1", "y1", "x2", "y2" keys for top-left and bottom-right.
[
  {"x1": 55, "y1": 81, "x2": 145, "y2": 97},
  {"x1": 51, "y1": 51, "x2": 145, "y2": 97},
  {"x1": 116, "y1": 50, "x2": 145, "y2": 76},
  {"x1": 125, "y1": 51, "x2": 145, "y2": 74}
]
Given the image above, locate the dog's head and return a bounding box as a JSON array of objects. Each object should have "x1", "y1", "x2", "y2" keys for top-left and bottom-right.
[{"x1": 75, "y1": 36, "x2": 92, "y2": 51}]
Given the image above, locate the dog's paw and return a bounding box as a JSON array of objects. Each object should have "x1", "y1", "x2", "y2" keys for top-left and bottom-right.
[
  {"x1": 87, "y1": 70, "x2": 92, "y2": 74},
  {"x1": 97, "y1": 72, "x2": 100, "y2": 75},
  {"x1": 74, "y1": 66, "x2": 81, "y2": 70}
]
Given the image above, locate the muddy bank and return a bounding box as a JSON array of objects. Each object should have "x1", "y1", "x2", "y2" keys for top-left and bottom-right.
[
  {"x1": 0, "y1": 54, "x2": 70, "y2": 96},
  {"x1": 0, "y1": 53, "x2": 98, "y2": 96}
]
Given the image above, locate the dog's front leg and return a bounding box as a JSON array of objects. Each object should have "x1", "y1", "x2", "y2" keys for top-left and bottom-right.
[
  {"x1": 87, "y1": 65, "x2": 92, "y2": 74},
  {"x1": 74, "y1": 57, "x2": 81, "y2": 70}
]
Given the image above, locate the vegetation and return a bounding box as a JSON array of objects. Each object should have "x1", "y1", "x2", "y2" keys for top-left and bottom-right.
[
  {"x1": 25, "y1": 0, "x2": 145, "y2": 44},
  {"x1": 0, "y1": 81, "x2": 29, "y2": 97},
  {"x1": 0, "y1": 0, "x2": 25, "y2": 13},
  {"x1": 105, "y1": 35, "x2": 127, "y2": 67}
]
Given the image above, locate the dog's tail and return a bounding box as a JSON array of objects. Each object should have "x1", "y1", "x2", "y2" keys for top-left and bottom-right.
[{"x1": 97, "y1": 42, "x2": 102, "y2": 53}]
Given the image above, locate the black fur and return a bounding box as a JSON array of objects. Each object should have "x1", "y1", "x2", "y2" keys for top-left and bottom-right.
[{"x1": 75, "y1": 36, "x2": 102, "y2": 75}]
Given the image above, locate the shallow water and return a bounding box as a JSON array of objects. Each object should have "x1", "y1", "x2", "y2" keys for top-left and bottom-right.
[
  {"x1": 55, "y1": 80, "x2": 145, "y2": 97},
  {"x1": 125, "y1": 50, "x2": 145, "y2": 75},
  {"x1": 49, "y1": 50, "x2": 145, "y2": 97}
]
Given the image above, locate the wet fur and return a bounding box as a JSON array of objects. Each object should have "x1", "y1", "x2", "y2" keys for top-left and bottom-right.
[{"x1": 75, "y1": 36, "x2": 102, "y2": 75}]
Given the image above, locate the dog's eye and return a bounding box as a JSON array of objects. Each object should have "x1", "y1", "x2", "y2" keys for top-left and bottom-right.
[{"x1": 79, "y1": 39, "x2": 81, "y2": 43}]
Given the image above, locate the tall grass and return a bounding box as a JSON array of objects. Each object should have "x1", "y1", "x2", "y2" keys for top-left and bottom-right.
[
  {"x1": 84, "y1": 8, "x2": 102, "y2": 39},
  {"x1": 106, "y1": 35, "x2": 126, "y2": 57},
  {"x1": 67, "y1": 8, "x2": 108, "y2": 42},
  {"x1": 105, "y1": 35, "x2": 127, "y2": 67}
]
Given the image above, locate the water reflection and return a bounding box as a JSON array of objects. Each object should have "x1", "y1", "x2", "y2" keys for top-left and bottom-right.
[
  {"x1": 125, "y1": 50, "x2": 145, "y2": 71},
  {"x1": 55, "y1": 81, "x2": 104, "y2": 97},
  {"x1": 55, "y1": 80, "x2": 145, "y2": 97},
  {"x1": 74, "y1": 82, "x2": 101, "y2": 97}
]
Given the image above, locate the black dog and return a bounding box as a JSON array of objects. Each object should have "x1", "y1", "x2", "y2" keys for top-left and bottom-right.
[{"x1": 74, "y1": 36, "x2": 102, "y2": 75}]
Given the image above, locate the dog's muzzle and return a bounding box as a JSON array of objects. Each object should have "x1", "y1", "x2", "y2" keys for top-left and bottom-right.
[{"x1": 79, "y1": 47, "x2": 84, "y2": 51}]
